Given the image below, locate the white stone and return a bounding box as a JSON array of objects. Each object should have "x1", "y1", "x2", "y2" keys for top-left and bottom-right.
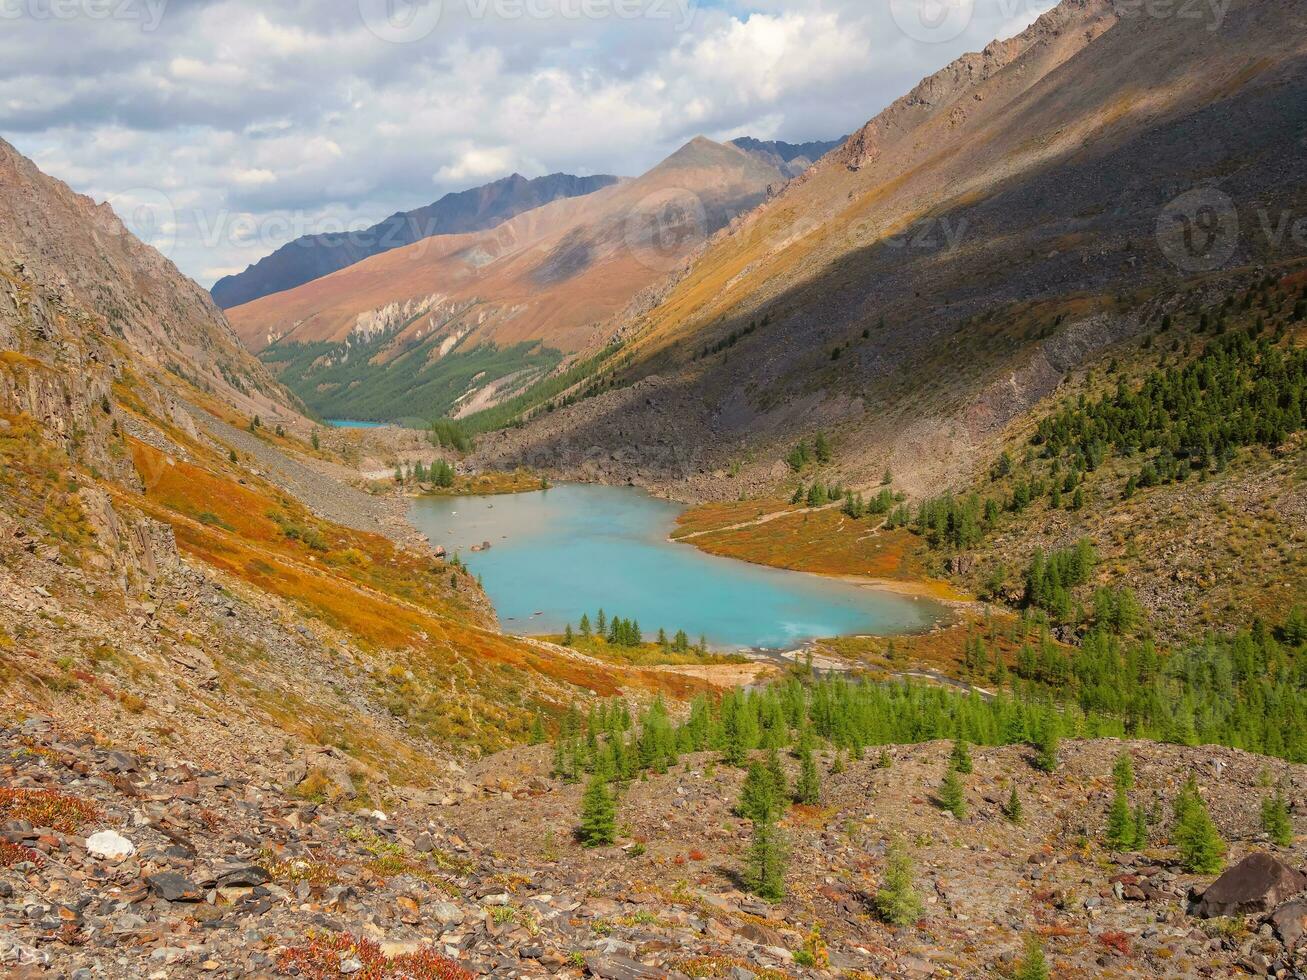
[{"x1": 86, "y1": 830, "x2": 135, "y2": 861}]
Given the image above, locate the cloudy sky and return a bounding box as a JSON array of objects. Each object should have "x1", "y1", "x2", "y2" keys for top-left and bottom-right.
[{"x1": 2, "y1": 0, "x2": 1054, "y2": 286}]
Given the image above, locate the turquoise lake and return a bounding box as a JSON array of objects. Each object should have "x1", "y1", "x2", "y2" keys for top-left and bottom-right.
[
  {"x1": 327, "y1": 419, "x2": 388, "y2": 429},
  {"x1": 408, "y1": 485, "x2": 945, "y2": 651}
]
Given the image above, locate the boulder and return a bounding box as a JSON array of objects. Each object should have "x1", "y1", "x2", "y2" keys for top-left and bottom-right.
[
  {"x1": 1267, "y1": 900, "x2": 1307, "y2": 949},
  {"x1": 1193, "y1": 854, "x2": 1307, "y2": 918}
]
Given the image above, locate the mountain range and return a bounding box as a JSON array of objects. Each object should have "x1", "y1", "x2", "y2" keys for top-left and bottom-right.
[
  {"x1": 210, "y1": 172, "x2": 620, "y2": 310},
  {"x1": 229, "y1": 136, "x2": 826, "y2": 423}
]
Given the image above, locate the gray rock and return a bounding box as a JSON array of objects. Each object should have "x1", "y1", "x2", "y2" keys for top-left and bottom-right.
[
  {"x1": 429, "y1": 902, "x2": 465, "y2": 926},
  {"x1": 1267, "y1": 900, "x2": 1307, "y2": 949},
  {"x1": 146, "y1": 872, "x2": 203, "y2": 903},
  {"x1": 584, "y1": 953, "x2": 674, "y2": 979}
]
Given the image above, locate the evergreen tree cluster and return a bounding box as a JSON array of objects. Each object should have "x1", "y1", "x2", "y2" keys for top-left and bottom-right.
[
  {"x1": 841, "y1": 487, "x2": 898, "y2": 520},
  {"x1": 552, "y1": 675, "x2": 1107, "y2": 791},
  {"x1": 1022, "y1": 539, "x2": 1097, "y2": 619},
  {"x1": 1000, "y1": 621, "x2": 1307, "y2": 762},
  {"x1": 786, "y1": 432, "x2": 833, "y2": 472},
  {"x1": 1033, "y1": 329, "x2": 1305, "y2": 486},
  {"x1": 793, "y1": 481, "x2": 840, "y2": 508},
  {"x1": 563, "y1": 609, "x2": 705, "y2": 653},
  {"x1": 392, "y1": 457, "x2": 456, "y2": 487}
]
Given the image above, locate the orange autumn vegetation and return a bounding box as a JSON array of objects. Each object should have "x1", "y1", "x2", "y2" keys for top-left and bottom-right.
[
  {"x1": 119, "y1": 438, "x2": 708, "y2": 751},
  {"x1": 675, "y1": 504, "x2": 955, "y2": 593},
  {"x1": 819, "y1": 612, "x2": 1065, "y2": 682},
  {"x1": 669, "y1": 498, "x2": 798, "y2": 538}
]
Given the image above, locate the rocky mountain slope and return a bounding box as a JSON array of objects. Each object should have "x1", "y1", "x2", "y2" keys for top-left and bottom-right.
[
  {"x1": 0, "y1": 137, "x2": 301, "y2": 441},
  {"x1": 210, "y1": 173, "x2": 620, "y2": 310},
  {"x1": 0, "y1": 138, "x2": 707, "y2": 808},
  {"x1": 230, "y1": 137, "x2": 796, "y2": 424},
  {"x1": 479, "y1": 0, "x2": 1307, "y2": 499},
  {"x1": 5, "y1": 716, "x2": 1306, "y2": 977}
]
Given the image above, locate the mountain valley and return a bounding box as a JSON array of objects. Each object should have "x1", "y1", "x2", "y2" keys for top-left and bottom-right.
[{"x1": 2, "y1": 0, "x2": 1307, "y2": 977}]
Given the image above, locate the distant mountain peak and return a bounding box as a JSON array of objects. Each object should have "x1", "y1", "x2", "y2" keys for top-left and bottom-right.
[{"x1": 211, "y1": 171, "x2": 619, "y2": 310}]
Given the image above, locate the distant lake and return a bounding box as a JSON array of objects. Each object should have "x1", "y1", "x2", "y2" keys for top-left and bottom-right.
[
  {"x1": 326, "y1": 419, "x2": 388, "y2": 429},
  {"x1": 408, "y1": 485, "x2": 945, "y2": 652}
]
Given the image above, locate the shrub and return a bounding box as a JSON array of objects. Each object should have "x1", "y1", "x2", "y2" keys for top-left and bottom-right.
[
  {"x1": 0, "y1": 788, "x2": 99, "y2": 832},
  {"x1": 277, "y1": 933, "x2": 472, "y2": 980},
  {"x1": 0, "y1": 840, "x2": 43, "y2": 867}
]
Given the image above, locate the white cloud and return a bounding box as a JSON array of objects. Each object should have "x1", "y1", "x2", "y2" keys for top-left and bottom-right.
[
  {"x1": 436, "y1": 146, "x2": 522, "y2": 182},
  {"x1": 0, "y1": 0, "x2": 1054, "y2": 286}
]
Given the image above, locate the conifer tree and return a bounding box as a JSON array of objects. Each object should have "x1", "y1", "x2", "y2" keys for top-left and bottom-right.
[
  {"x1": 1112, "y1": 751, "x2": 1135, "y2": 791},
  {"x1": 875, "y1": 837, "x2": 923, "y2": 927},
  {"x1": 563, "y1": 624, "x2": 574, "y2": 646},
  {"x1": 739, "y1": 763, "x2": 782, "y2": 824},
  {"x1": 1033, "y1": 724, "x2": 1059, "y2": 773},
  {"x1": 1173, "y1": 777, "x2": 1225, "y2": 874},
  {"x1": 1003, "y1": 785, "x2": 1023, "y2": 824},
  {"x1": 938, "y1": 768, "x2": 967, "y2": 819},
  {"x1": 795, "y1": 745, "x2": 821, "y2": 804},
  {"x1": 1015, "y1": 934, "x2": 1049, "y2": 980},
  {"x1": 578, "y1": 775, "x2": 616, "y2": 847},
  {"x1": 596, "y1": 609, "x2": 606, "y2": 634},
  {"x1": 746, "y1": 817, "x2": 787, "y2": 902},
  {"x1": 950, "y1": 736, "x2": 973, "y2": 774},
  {"x1": 1261, "y1": 791, "x2": 1293, "y2": 847},
  {"x1": 1132, "y1": 803, "x2": 1149, "y2": 849},
  {"x1": 877, "y1": 749, "x2": 893, "y2": 769},
  {"x1": 765, "y1": 747, "x2": 789, "y2": 808},
  {"x1": 1106, "y1": 784, "x2": 1134, "y2": 850},
  {"x1": 579, "y1": 613, "x2": 592, "y2": 638}
]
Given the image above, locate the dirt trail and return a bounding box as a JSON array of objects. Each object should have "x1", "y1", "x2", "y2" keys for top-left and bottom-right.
[{"x1": 673, "y1": 500, "x2": 844, "y2": 540}]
